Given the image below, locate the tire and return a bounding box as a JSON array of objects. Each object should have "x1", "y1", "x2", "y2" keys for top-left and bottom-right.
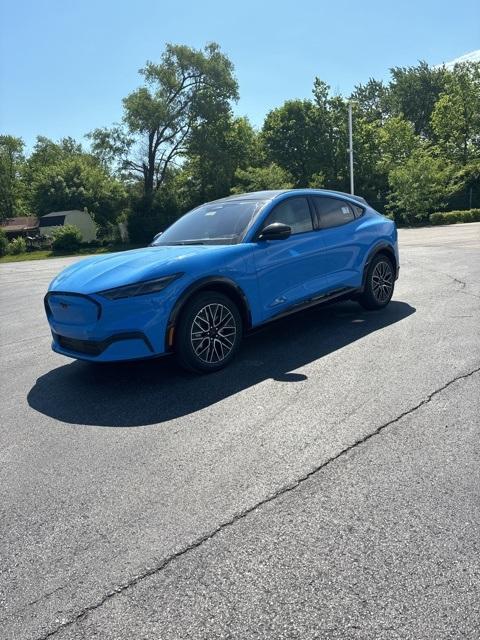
[
  {"x1": 175, "y1": 291, "x2": 243, "y2": 373},
  {"x1": 358, "y1": 254, "x2": 395, "y2": 310}
]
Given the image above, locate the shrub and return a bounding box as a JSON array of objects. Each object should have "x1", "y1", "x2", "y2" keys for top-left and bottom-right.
[
  {"x1": 0, "y1": 229, "x2": 8, "y2": 257},
  {"x1": 8, "y1": 236, "x2": 27, "y2": 255},
  {"x1": 430, "y1": 209, "x2": 480, "y2": 225},
  {"x1": 83, "y1": 239, "x2": 101, "y2": 249},
  {"x1": 51, "y1": 224, "x2": 83, "y2": 253}
]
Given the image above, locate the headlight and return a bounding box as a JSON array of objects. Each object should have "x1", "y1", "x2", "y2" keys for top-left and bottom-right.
[{"x1": 98, "y1": 274, "x2": 183, "y2": 300}]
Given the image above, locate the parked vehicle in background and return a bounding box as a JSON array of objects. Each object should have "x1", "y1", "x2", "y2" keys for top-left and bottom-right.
[{"x1": 44, "y1": 189, "x2": 399, "y2": 372}]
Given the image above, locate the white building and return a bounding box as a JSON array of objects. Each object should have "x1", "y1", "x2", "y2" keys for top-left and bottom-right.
[{"x1": 39, "y1": 210, "x2": 97, "y2": 242}]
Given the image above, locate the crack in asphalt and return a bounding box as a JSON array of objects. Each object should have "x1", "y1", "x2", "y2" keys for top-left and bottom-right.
[
  {"x1": 27, "y1": 587, "x2": 67, "y2": 609},
  {"x1": 5, "y1": 586, "x2": 68, "y2": 620},
  {"x1": 35, "y1": 365, "x2": 480, "y2": 640},
  {"x1": 403, "y1": 261, "x2": 480, "y2": 299},
  {"x1": 444, "y1": 274, "x2": 480, "y2": 299}
]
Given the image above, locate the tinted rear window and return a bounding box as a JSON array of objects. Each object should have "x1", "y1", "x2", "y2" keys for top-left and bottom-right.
[{"x1": 312, "y1": 197, "x2": 355, "y2": 229}]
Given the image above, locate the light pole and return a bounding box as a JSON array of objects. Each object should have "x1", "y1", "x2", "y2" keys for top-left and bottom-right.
[{"x1": 347, "y1": 101, "x2": 354, "y2": 195}]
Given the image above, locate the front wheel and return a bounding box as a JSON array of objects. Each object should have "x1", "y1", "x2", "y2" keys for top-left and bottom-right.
[
  {"x1": 358, "y1": 254, "x2": 395, "y2": 310},
  {"x1": 175, "y1": 291, "x2": 243, "y2": 373}
]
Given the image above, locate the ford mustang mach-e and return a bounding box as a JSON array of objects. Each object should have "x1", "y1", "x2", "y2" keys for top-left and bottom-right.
[{"x1": 44, "y1": 189, "x2": 399, "y2": 372}]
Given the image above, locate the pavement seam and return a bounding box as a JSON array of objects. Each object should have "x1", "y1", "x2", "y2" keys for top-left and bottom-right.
[{"x1": 35, "y1": 365, "x2": 480, "y2": 640}]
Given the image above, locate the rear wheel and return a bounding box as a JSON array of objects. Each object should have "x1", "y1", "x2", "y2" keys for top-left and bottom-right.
[
  {"x1": 358, "y1": 254, "x2": 395, "y2": 310},
  {"x1": 175, "y1": 291, "x2": 243, "y2": 373}
]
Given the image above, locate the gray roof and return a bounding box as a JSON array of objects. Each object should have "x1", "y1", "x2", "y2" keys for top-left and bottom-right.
[{"x1": 42, "y1": 210, "x2": 85, "y2": 217}]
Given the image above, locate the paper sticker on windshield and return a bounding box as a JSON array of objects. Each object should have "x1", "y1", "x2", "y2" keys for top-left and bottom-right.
[{"x1": 341, "y1": 206, "x2": 350, "y2": 215}]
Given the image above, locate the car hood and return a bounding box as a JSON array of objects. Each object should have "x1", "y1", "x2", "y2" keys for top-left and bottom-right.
[{"x1": 49, "y1": 245, "x2": 227, "y2": 294}]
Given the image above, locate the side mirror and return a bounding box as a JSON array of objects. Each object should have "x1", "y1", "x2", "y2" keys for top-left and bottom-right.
[{"x1": 258, "y1": 222, "x2": 291, "y2": 241}]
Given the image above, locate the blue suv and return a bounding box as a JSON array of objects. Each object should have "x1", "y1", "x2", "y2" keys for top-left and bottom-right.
[{"x1": 45, "y1": 189, "x2": 399, "y2": 372}]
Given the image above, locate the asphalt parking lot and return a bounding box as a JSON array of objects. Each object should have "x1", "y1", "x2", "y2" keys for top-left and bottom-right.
[{"x1": 1, "y1": 223, "x2": 479, "y2": 640}]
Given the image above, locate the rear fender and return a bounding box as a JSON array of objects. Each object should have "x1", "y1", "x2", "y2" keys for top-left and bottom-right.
[{"x1": 360, "y1": 243, "x2": 398, "y2": 291}]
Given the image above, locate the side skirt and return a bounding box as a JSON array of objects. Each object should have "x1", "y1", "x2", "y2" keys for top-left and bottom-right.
[{"x1": 254, "y1": 286, "x2": 360, "y2": 329}]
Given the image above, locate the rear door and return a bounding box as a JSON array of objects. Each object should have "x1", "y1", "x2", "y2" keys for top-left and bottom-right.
[
  {"x1": 310, "y1": 196, "x2": 364, "y2": 290},
  {"x1": 252, "y1": 196, "x2": 330, "y2": 320}
]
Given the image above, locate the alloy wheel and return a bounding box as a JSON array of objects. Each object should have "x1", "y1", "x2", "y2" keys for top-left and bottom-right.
[
  {"x1": 371, "y1": 260, "x2": 394, "y2": 303},
  {"x1": 190, "y1": 303, "x2": 237, "y2": 364}
]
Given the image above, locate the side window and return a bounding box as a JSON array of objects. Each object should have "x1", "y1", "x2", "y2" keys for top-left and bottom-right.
[
  {"x1": 352, "y1": 203, "x2": 364, "y2": 218},
  {"x1": 262, "y1": 197, "x2": 313, "y2": 235},
  {"x1": 313, "y1": 197, "x2": 355, "y2": 229}
]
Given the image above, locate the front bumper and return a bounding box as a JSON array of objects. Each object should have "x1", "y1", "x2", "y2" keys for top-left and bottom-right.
[
  {"x1": 45, "y1": 290, "x2": 172, "y2": 362},
  {"x1": 51, "y1": 331, "x2": 157, "y2": 362}
]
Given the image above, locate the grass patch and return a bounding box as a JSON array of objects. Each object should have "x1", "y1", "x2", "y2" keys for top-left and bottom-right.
[
  {"x1": 0, "y1": 244, "x2": 141, "y2": 264},
  {"x1": 0, "y1": 250, "x2": 53, "y2": 263}
]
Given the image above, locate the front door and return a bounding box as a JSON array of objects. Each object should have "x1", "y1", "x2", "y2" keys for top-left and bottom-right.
[{"x1": 252, "y1": 196, "x2": 330, "y2": 321}]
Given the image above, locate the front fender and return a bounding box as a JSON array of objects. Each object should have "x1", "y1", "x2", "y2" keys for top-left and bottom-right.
[{"x1": 164, "y1": 276, "x2": 254, "y2": 351}]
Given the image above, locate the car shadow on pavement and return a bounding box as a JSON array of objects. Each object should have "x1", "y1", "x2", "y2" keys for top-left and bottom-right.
[{"x1": 28, "y1": 300, "x2": 415, "y2": 427}]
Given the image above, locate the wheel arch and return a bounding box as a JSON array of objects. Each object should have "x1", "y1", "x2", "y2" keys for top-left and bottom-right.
[
  {"x1": 165, "y1": 277, "x2": 252, "y2": 351},
  {"x1": 361, "y1": 243, "x2": 397, "y2": 290}
]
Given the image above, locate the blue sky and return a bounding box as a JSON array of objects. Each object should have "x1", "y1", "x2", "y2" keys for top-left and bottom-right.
[{"x1": 1, "y1": 0, "x2": 479, "y2": 149}]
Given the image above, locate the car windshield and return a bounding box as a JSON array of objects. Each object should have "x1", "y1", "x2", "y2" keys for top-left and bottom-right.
[{"x1": 152, "y1": 199, "x2": 267, "y2": 246}]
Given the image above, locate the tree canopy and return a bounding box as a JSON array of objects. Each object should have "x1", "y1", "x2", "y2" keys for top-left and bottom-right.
[
  {"x1": 0, "y1": 135, "x2": 28, "y2": 220},
  {"x1": 1, "y1": 44, "x2": 479, "y2": 235},
  {"x1": 89, "y1": 43, "x2": 238, "y2": 198}
]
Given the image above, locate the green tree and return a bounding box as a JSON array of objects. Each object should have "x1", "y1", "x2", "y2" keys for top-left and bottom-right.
[
  {"x1": 0, "y1": 229, "x2": 8, "y2": 256},
  {"x1": 0, "y1": 135, "x2": 28, "y2": 220},
  {"x1": 323, "y1": 94, "x2": 350, "y2": 190},
  {"x1": 357, "y1": 116, "x2": 421, "y2": 210},
  {"x1": 31, "y1": 154, "x2": 127, "y2": 229},
  {"x1": 350, "y1": 78, "x2": 390, "y2": 122},
  {"x1": 127, "y1": 175, "x2": 181, "y2": 244},
  {"x1": 448, "y1": 160, "x2": 480, "y2": 210},
  {"x1": 431, "y1": 62, "x2": 480, "y2": 165},
  {"x1": 349, "y1": 116, "x2": 384, "y2": 205},
  {"x1": 89, "y1": 43, "x2": 238, "y2": 198},
  {"x1": 262, "y1": 99, "x2": 323, "y2": 187},
  {"x1": 86, "y1": 126, "x2": 132, "y2": 173},
  {"x1": 24, "y1": 136, "x2": 83, "y2": 182},
  {"x1": 181, "y1": 115, "x2": 258, "y2": 207},
  {"x1": 376, "y1": 116, "x2": 420, "y2": 174},
  {"x1": 387, "y1": 148, "x2": 454, "y2": 223},
  {"x1": 231, "y1": 163, "x2": 293, "y2": 194},
  {"x1": 388, "y1": 62, "x2": 449, "y2": 137}
]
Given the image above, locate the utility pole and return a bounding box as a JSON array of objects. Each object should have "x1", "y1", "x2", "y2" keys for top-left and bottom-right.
[{"x1": 347, "y1": 102, "x2": 354, "y2": 195}]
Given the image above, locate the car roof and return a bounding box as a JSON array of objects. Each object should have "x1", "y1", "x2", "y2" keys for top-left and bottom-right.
[
  {"x1": 211, "y1": 190, "x2": 289, "y2": 202},
  {"x1": 210, "y1": 189, "x2": 368, "y2": 206}
]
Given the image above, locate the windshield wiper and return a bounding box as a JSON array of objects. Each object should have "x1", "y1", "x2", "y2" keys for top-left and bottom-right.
[
  {"x1": 163, "y1": 237, "x2": 236, "y2": 246},
  {"x1": 168, "y1": 240, "x2": 206, "y2": 245}
]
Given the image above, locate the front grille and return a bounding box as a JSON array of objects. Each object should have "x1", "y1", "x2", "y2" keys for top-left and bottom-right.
[
  {"x1": 52, "y1": 331, "x2": 154, "y2": 356},
  {"x1": 54, "y1": 334, "x2": 104, "y2": 356},
  {"x1": 44, "y1": 292, "x2": 102, "y2": 324}
]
